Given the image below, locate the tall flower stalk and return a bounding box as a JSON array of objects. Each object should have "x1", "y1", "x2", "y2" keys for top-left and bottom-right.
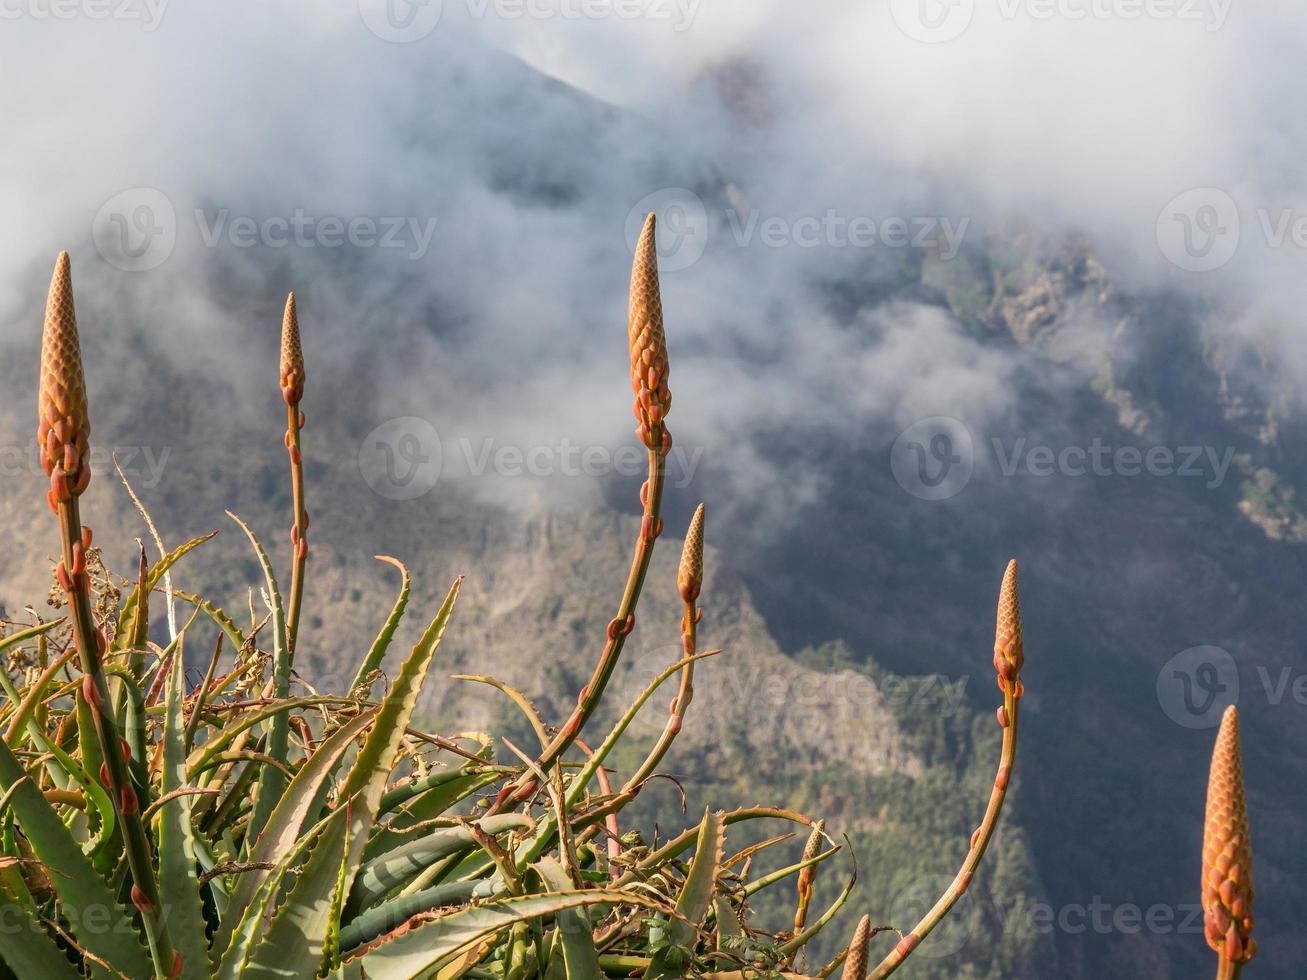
[
  {"x1": 623, "y1": 501, "x2": 703, "y2": 791},
  {"x1": 38, "y1": 252, "x2": 176, "y2": 977},
  {"x1": 280, "y1": 291, "x2": 309, "y2": 653},
  {"x1": 865, "y1": 559, "x2": 1024, "y2": 979},
  {"x1": 496, "y1": 213, "x2": 672, "y2": 809}
]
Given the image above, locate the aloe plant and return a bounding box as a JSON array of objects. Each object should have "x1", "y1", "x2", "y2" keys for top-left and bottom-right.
[{"x1": 0, "y1": 224, "x2": 1049, "y2": 979}]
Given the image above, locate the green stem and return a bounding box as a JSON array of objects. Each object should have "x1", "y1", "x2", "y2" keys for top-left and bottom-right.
[
  {"x1": 493, "y1": 446, "x2": 666, "y2": 810},
  {"x1": 622, "y1": 597, "x2": 696, "y2": 791},
  {"x1": 285, "y1": 402, "x2": 308, "y2": 654},
  {"x1": 59, "y1": 499, "x2": 174, "y2": 977},
  {"x1": 867, "y1": 686, "x2": 1020, "y2": 979}
]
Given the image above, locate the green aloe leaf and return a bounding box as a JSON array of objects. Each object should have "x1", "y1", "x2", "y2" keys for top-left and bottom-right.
[
  {"x1": 349, "y1": 889, "x2": 665, "y2": 980},
  {"x1": 230, "y1": 512, "x2": 292, "y2": 849},
  {"x1": 534, "y1": 856, "x2": 602, "y2": 979},
  {"x1": 0, "y1": 879, "x2": 83, "y2": 978},
  {"x1": 0, "y1": 737, "x2": 152, "y2": 980},
  {"x1": 111, "y1": 531, "x2": 218, "y2": 649},
  {"x1": 216, "y1": 707, "x2": 377, "y2": 958},
  {"x1": 350, "y1": 814, "x2": 533, "y2": 911},
  {"x1": 242, "y1": 802, "x2": 354, "y2": 980},
  {"x1": 323, "y1": 578, "x2": 462, "y2": 932},
  {"x1": 159, "y1": 652, "x2": 212, "y2": 980},
  {"x1": 644, "y1": 809, "x2": 725, "y2": 980},
  {"x1": 349, "y1": 556, "x2": 410, "y2": 693},
  {"x1": 173, "y1": 589, "x2": 247, "y2": 652}
]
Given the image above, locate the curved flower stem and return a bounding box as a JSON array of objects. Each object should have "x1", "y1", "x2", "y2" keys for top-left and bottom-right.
[
  {"x1": 867, "y1": 687, "x2": 1019, "y2": 979},
  {"x1": 1217, "y1": 957, "x2": 1241, "y2": 980},
  {"x1": 622, "y1": 594, "x2": 696, "y2": 793},
  {"x1": 284, "y1": 400, "x2": 308, "y2": 654},
  {"x1": 868, "y1": 560, "x2": 1024, "y2": 979},
  {"x1": 491, "y1": 446, "x2": 666, "y2": 811}
]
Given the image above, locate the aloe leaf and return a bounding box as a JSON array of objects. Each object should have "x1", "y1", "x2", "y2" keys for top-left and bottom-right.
[
  {"x1": 111, "y1": 532, "x2": 218, "y2": 649},
  {"x1": 714, "y1": 895, "x2": 740, "y2": 950},
  {"x1": 378, "y1": 763, "x2": 498, "y2": 817},
  {"x1": 218, "y1": 708, "x2": 377, "y2": 956},
  {"x1": 338, "y1": 878, "x2": 492, "y2": 953},
  {"x1": 349, "y1": 556, "x2": 410, "y2": 693},
  {"x1": 173, "y1": 589, "x2": 247, "y2": 651},
  {"x1": 534, "y1": 856, "x2": 602, "y2": 979},
  {"x1": 366, "y1": 768, "x2": 502, "y2": 862},
  {"x1": 350, "y1": 889, "x2": 665, "y2": 979},
  {"x1": 0, "y1": 880, "x2": 83, "y2": 978},
  {"x1": 230, "y1": 512, "x2": 291, "y2": 848},
  {"x1": 0, "y1": 621, "x2": 67, "y2": 744},
  {"x1": 213, "y1": 830, "x2": 302, "y2": 979},
  {"x1": 331, "y1": 579, "x2": 463, "y2": 923},
  {"x1": 242, "y1": 802, "x2": 354, "y2": 980},
  {"x1": 338, "y1": 577, "x2": 460, "y2": 823},
  {"x1": 644, "y1": 808, "x2": 725, "y2": 980},
  {"x1": 0, "y1": 737, "x2": 152, "y2": 979},
  {"x1": 159, "y1": 652, "x2": 212, "y2": 980},
  {"x1": 350, "y1": 814, "x2": 533, "y2": 912}
]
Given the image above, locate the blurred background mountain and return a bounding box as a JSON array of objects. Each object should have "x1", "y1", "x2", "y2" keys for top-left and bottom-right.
[{"x1": 3, "y1": 6, "x2": 1306, "y2": 977}]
